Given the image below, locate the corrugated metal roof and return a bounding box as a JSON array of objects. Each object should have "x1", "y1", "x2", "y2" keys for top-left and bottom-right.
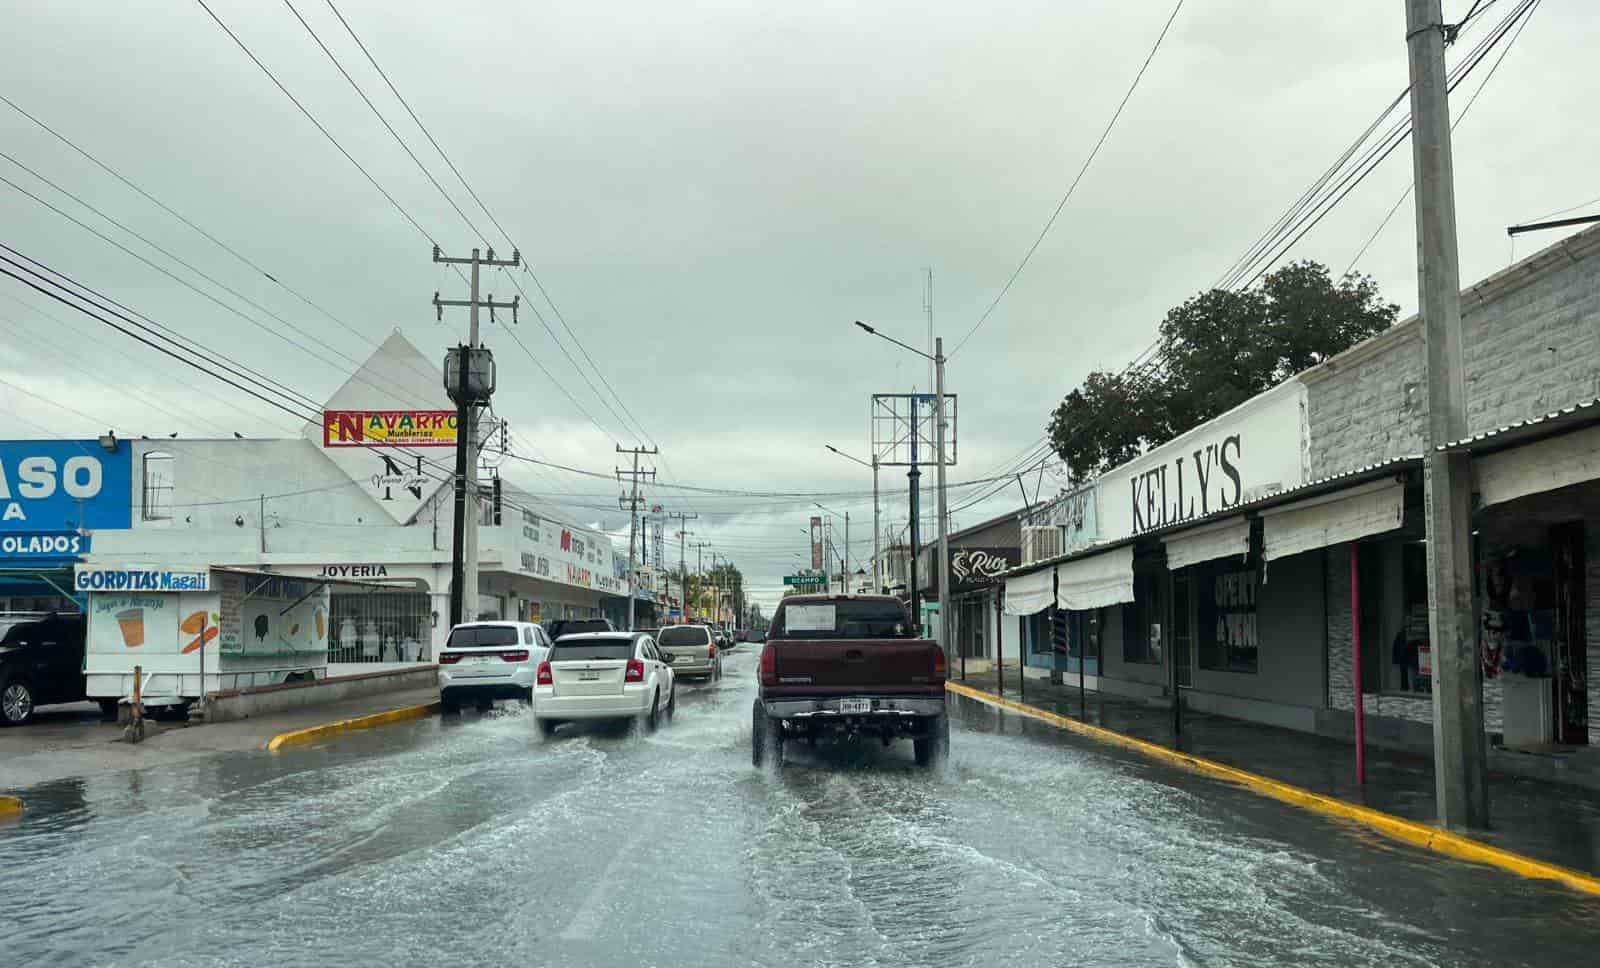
[
  {"x1": 1001, "y1": 455, "x2": 1421, "y2": 579},
  {"x1": 1438, "y1": 397, "x2": 1600, "y2": 453}
]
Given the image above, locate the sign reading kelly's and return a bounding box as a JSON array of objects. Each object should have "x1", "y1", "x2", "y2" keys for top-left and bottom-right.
[
  {"x1": 322, "y1": 409, "x2": 458, "y2": 448},
  {"x1": 1099, "y1": 380, "x2": 1307, "y2": 542},
  {"x1": 0, "y1": 441, "x2": 132, "y2": 532}
]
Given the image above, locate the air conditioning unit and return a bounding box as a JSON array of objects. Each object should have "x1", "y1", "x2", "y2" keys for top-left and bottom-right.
[{"x1": 1022, "y1": 525, "x2": 1064, "y2": 565}]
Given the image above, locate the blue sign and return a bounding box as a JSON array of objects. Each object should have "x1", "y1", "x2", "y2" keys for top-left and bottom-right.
[
  {"x1": 0, "y1": 441, "x2": 132, "y2": 532},
  {"x1": 0, "y1": 531, "x2": 91, "y2": 562}
]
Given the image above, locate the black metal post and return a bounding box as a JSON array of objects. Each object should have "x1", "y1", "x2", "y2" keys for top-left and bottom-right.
[
  {"x1": 1014, "y1": 584, "x2": 1023, "y2": 703},
  {"x1": 908, "y1": 402, "x2": 922, "y2": 635},
  {"x1": 448, "y1": 345, "x2": 470, "y2": 627},
  {"x1": 995, "y1": 586, "x2": 1003, "y2": 698}
]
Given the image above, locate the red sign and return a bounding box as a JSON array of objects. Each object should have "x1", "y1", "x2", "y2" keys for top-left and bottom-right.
[{"x1": 322, "y1": 410, "x2": 457, "y2": 448}]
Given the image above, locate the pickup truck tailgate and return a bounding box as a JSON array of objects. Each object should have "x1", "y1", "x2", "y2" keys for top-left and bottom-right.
[{"x1": 768, "y1": 638, "x2": 942, "y2": 695}]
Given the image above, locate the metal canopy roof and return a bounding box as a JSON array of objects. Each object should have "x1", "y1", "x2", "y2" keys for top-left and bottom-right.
[{"x1": 1438, "y1": 397, "x2": 1600, "y2": 454}]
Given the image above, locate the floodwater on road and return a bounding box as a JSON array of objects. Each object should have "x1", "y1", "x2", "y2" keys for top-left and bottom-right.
[{"x1": 5, "y1": 648, "x2": 1598, "y2": 967}]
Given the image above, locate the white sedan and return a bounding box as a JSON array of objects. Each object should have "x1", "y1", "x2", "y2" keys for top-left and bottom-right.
[{"x1": 534, "y1": 632, "x2": 675, "y2": 737}]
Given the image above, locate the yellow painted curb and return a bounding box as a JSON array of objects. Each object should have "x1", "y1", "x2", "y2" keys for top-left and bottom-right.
[
  {"x1": 947, "y1": 681, "x2": 1600, "y2": 898},
  {"x1": 267, "y1": 701, "x2": 440, "y2": 751},
  {"x1": 0, "y1": 794, "x2": 22, "y2": 817}
]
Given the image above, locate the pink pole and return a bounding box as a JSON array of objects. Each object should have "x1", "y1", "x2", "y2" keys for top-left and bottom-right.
[{"x1": 1350, "y1": 543, "x2": 1366, "y2": 785}]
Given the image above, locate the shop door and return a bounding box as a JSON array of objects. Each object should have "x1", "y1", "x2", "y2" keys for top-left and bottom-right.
[
  {"x1": 1551, "y1": 522, "x2": 1588, "y2": 745},
  {"x1": 1172, "y1": 573, "x2": 1193, "y2": 688}
]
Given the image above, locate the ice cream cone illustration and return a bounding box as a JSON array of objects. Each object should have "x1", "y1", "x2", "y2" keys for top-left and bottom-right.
[{"x1": 116, "y1": 609, "x2": 145, "y2": 648}]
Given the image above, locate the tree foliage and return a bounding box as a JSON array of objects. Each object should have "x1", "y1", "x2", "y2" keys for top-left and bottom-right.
[{"x1": 1048, "y1": 261, "x2": 1399, "y2": 480}]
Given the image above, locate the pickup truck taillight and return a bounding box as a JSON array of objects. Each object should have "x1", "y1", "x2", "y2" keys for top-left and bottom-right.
[
  {"x1": 625, "y1": 658, "x2": 645, "y2": 683},
  {"x1": 932, "y1": 648, "x2": 946, "y2": 682},
  {"x1": 759, "y1": 643, "x2": 775, "y2": 686},
  {"x1": 536, "y1": 661, "x2": 552, "y2": 685}
]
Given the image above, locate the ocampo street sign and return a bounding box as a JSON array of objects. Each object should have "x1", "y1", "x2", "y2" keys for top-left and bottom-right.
[{"x1": 784, "y1": 574, "x2": 828, "y2": 587}]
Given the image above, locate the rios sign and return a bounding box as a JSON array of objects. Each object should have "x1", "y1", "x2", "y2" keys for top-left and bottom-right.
[{"x1": 949, "y1": 546, "x2": 1018, "y2": 593}]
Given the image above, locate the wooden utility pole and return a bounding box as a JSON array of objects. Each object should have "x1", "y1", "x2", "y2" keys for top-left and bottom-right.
[
  {"x1": 1405, "y1": 0, "x2": 1487, "y2": 829},
  {"x1": 616, "y1": 445, "x2": 658, "y2": 630}
]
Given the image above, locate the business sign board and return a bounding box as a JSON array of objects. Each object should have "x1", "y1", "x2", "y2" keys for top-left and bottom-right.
[
  {"x1": 74, "y1": 568, "x2": 210, "y2": 593},
  {"x1": 810, "y1": 516, "x2": 823, "y2": 570},
  {"x1": 514, "y1": 518, "x2": 617, "y2": 592},
  {"x1": 322, "y1": 409, "x2": 458, "y2": 448},
  {"x1": 1026, "y1": 486, "x2": 1098, "y2": 557},
  {"x1": 949, "y1": 546, "x2": 1019, "y2": 593},
  {"x1": 1098, "y1": 379, "x2": 1307, "y2": 543},
  {"x1": 0, "y1": 441, "x2": 132, "y2": 532},
  {"x1": 0, "y1": 531, "x2": 91, "y2": 561}
]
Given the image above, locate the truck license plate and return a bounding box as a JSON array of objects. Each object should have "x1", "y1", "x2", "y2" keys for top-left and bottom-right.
[{"x1": 838, "y1": 699, "x2": 872, "y2": 714}]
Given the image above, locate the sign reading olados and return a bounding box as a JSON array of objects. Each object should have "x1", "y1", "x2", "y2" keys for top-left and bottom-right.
[
  {"x1": 322, "y1": 410, "x2": 458, "y2": 448},
  {"x1": 0, "y1": 531, "x2": 91, "y2": 560},
  {"x1": 75, "y1": 567, "x2": 210, "y2": 592}
]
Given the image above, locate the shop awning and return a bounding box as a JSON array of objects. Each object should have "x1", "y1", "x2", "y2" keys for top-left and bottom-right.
[
  {"x1": 1261, "y1": 480, "x2": 1404, "y2": 561},
  {"x1": 1473, "y1": 422, "x2": 1600, "y2": 508},
  {"x1": 1162, "y1": 517, "x2": 1250, "y2": 571},
  {"x1": 1056, "y1": 545, "x2": 1135, "y2": 611},
  {"x1": 1002, "y1": 567, "x2": 1054, "y2": 616}
]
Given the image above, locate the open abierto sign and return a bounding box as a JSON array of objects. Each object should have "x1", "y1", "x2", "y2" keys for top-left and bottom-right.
[{"x1": 784, "y1": 604, "x2": 836, "y2": 632}]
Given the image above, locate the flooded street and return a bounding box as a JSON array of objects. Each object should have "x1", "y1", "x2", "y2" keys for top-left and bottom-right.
[{"x1": 6, "y1": 648, "x2": 1599, "y2": 968}]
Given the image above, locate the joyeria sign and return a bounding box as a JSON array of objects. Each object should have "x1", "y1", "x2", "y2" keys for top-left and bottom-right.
[{"x1": 948, "y1": 546, "x2": 1018, "y2": 592}]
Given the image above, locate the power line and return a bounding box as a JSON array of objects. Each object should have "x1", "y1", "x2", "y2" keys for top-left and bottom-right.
[{"x1": 950, "y1": 0, "x2": 1185, "y2": 356}]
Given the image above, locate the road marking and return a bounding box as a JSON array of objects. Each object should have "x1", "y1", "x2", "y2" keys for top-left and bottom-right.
[
  {"x1": 266, "y1": 702, "x2": 439, "y2": 751},
  {"x1": 558, "y1": 833, "x2": 634, "y2": 941},
  {"x1": 946, "y1": 680, "x2": 1600, "y2": 898}
]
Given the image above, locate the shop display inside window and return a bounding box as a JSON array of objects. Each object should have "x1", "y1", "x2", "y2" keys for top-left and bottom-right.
[{"x1": 1198, "y1": 565, "x2": 1259, "y2": 675}]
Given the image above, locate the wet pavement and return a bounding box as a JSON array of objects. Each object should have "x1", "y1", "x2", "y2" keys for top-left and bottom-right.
[
  {"x1": 959, "y1": 665, "x2": 1600, "y2": 878},
  {"x1": 5, "y1": 647, "x2": 1600, "y2": 967}
]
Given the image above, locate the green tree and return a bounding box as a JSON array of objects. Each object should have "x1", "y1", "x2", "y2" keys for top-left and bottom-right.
[{"x1": 1048, "y1": 261, "x2": 1398, "y2": 478}]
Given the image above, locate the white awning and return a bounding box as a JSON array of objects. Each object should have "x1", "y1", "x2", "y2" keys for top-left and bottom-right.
[
  {"x1": 1056, "y1": 545, "x2": 1135, "y2": 611},
  {"x1": 1474, "y1": 423, "x2": 1600, "y2": 508},
  {"x1": 1162, "y1": 517, "x2": 1250, "y2": 571},
  {"x1": 1003, "y1": 567, "x2": 1054, "y2": 615},
  {"x1": 1262, "y1": 480, "x2": 1404, "y2": 561}
]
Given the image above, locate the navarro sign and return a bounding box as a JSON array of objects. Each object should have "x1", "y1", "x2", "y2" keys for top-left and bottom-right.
[
  {"x1": 949, "y1": 546, "x2": 1019, "y2": 592},
  {"x1": 322, "y1": 409, "x2": 458, "y2": 448}
]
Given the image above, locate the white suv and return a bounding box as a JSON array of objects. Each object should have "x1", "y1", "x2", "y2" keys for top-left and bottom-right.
[
  {"x1": 438, "y1": 621, "x2": 552, "y2": 714},
  {"x1": 534, "y1": 632, "x2": 675, "y2": 736}
]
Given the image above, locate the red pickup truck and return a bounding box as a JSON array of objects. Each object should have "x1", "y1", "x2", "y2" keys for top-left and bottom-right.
[{"x1": 753, "y1": 594, "x2": 948, "y2": 767}]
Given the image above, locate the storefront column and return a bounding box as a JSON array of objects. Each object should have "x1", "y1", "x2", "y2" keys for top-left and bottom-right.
[
  {"x1": 995, "y1": 588, "x2": 1004, "y2": 698},
  {"x1": 1351, "y1": 543, "x2": 1366, "y2": 785}
]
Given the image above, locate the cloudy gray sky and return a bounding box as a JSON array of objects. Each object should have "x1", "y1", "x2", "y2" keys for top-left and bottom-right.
[{"x1": 3, "y1": 0, "x2": 1596, "y2": 609}]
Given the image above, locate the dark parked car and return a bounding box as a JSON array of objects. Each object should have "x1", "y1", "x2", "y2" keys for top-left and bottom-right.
[
  {"x1": 0, "y1": 613, "x2": 90, "y2": 726},
  {"x1": 547, "y1": 618, "x2": 614, "y2": 641}
]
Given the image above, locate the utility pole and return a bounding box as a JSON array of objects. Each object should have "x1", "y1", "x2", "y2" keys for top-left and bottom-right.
[
  {"x1": 695, "y1": 541, "x2": 712, "y2": 618},
  {"x1": 433, "y1": 245, "x2": 519, "y2": 626},
  {"x1": 667, "y1": 511, "x2": 697, "y2": 623},
  {"x1": 934, "y1": 336, "x2": 952, "y2": 670},
  {"x1": 616, "y1": 445, "x2": 658, "y2": 631},
  {"x1": 1406, "y1": 0, "x2": 1486, "y2": 829}
]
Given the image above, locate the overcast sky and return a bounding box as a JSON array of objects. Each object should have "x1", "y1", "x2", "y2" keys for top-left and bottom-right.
[{"x1": 3, "y1": 0, "x2": 1596, "y2": 610}]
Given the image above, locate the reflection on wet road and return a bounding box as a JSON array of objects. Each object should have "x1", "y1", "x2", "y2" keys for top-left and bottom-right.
[{"x1": 6, "y1": 649, "x2": 1598, "y2": 967}]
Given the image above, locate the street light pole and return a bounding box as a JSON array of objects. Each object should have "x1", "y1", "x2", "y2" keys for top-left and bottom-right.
[{"x1": 934, "y1": 336, "x2": 951, "y2": 668}]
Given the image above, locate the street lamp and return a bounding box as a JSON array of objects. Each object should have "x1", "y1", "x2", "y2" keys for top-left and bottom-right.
[
  {"x1": 855, "y1": 320, "x2": 951, "y2": 663},
  {"x1": 826, "y1": 444, "x2": 880, "y2": 594},
  {"x1": 814, "y1": 501, "x2": 851, "y2": 595}
]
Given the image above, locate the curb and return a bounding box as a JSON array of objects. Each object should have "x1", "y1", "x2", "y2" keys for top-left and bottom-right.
[
  {"x1": 947, "y1": 681, "x2": 1600, "y2": 898},
  {"x1": 0, "y1": 794, "x2": 21, "y2": 818},
  {"x1": 266, "y1": 701, "x2": 440, "y2": 751}
]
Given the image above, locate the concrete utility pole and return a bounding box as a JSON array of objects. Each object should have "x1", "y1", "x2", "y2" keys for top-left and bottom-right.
[
  {"x1": 434, "y1": 246, "x2": 519, "y2": 626},
  {"x1": 1405, "y1": 0, "x2": 1487, "y2": 830},
  {"x1": 934, "y1": 336, "x2": 951, "y2": 668},
  {"x1": 667, "y1": 511, "x2": 697, "y2": 622},
  {"x1": 617, "y1": 445, "x2": 658, "y2": 631},
  {"x1": 695, "y1": 541, "x2": 712, "y2": 618}
]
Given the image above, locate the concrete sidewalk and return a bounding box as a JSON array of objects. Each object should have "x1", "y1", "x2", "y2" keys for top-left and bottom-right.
[
  {"x1": 954, "y1": 666, "x2": 1600, "y2": 880},
  {"x1": 0, "y1": 686, "x2": 439, "y2": 791}
]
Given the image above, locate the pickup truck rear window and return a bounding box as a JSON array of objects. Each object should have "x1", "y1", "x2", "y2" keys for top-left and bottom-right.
[
  {"x1": 771, "y1": 601, "x2": 911, "y2": 639},
  {"x1": 446, "y1": 626, "x2": 520, "y2": 647},
  {"x1": 549, "y1": 641, "x2": 634, "y2": 661}
]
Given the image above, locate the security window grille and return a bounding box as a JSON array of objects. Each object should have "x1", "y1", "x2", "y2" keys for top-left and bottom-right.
[{"x1": 142, "y1": 452, "x2": 174, "y2": 521}]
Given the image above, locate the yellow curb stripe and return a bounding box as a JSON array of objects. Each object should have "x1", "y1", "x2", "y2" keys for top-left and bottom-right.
[
  {"x1": 947, "y1": 681, "x2": 1600, "y2": 897},
  {"x1": 0, "y1": 794, "x2": 22, "y2": 817},
  {"x1": 267, "y1": 701, "x2": 439, "y2": 751}
]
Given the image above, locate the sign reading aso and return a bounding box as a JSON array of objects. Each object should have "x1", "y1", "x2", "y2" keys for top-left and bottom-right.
[
  {"x1": 322, "y1": 410, "x2": 458, "y2": 448},
  {"x1": 75, "y1": 568, "x2": 210, "y2": 592},
  {"x1": 0, "y1": 442, "x2": 132, "y2": 532}
]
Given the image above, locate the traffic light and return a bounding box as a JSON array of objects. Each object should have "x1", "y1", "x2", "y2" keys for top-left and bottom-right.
[
  {"x1": 1050, "y1": 606, "x2": 1069, "y2": 654},
  {"x1": 491, "y1": 476, "x2": 503, "y2": 526}
]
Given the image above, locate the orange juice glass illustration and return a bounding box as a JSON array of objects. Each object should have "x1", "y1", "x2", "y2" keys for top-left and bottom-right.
[
  {"x1": 315, "y1": 608, "x2": 326, "y2": 640},
  {"x1": 116, "y1": 608, "x2": 146, "y2": 648}
]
